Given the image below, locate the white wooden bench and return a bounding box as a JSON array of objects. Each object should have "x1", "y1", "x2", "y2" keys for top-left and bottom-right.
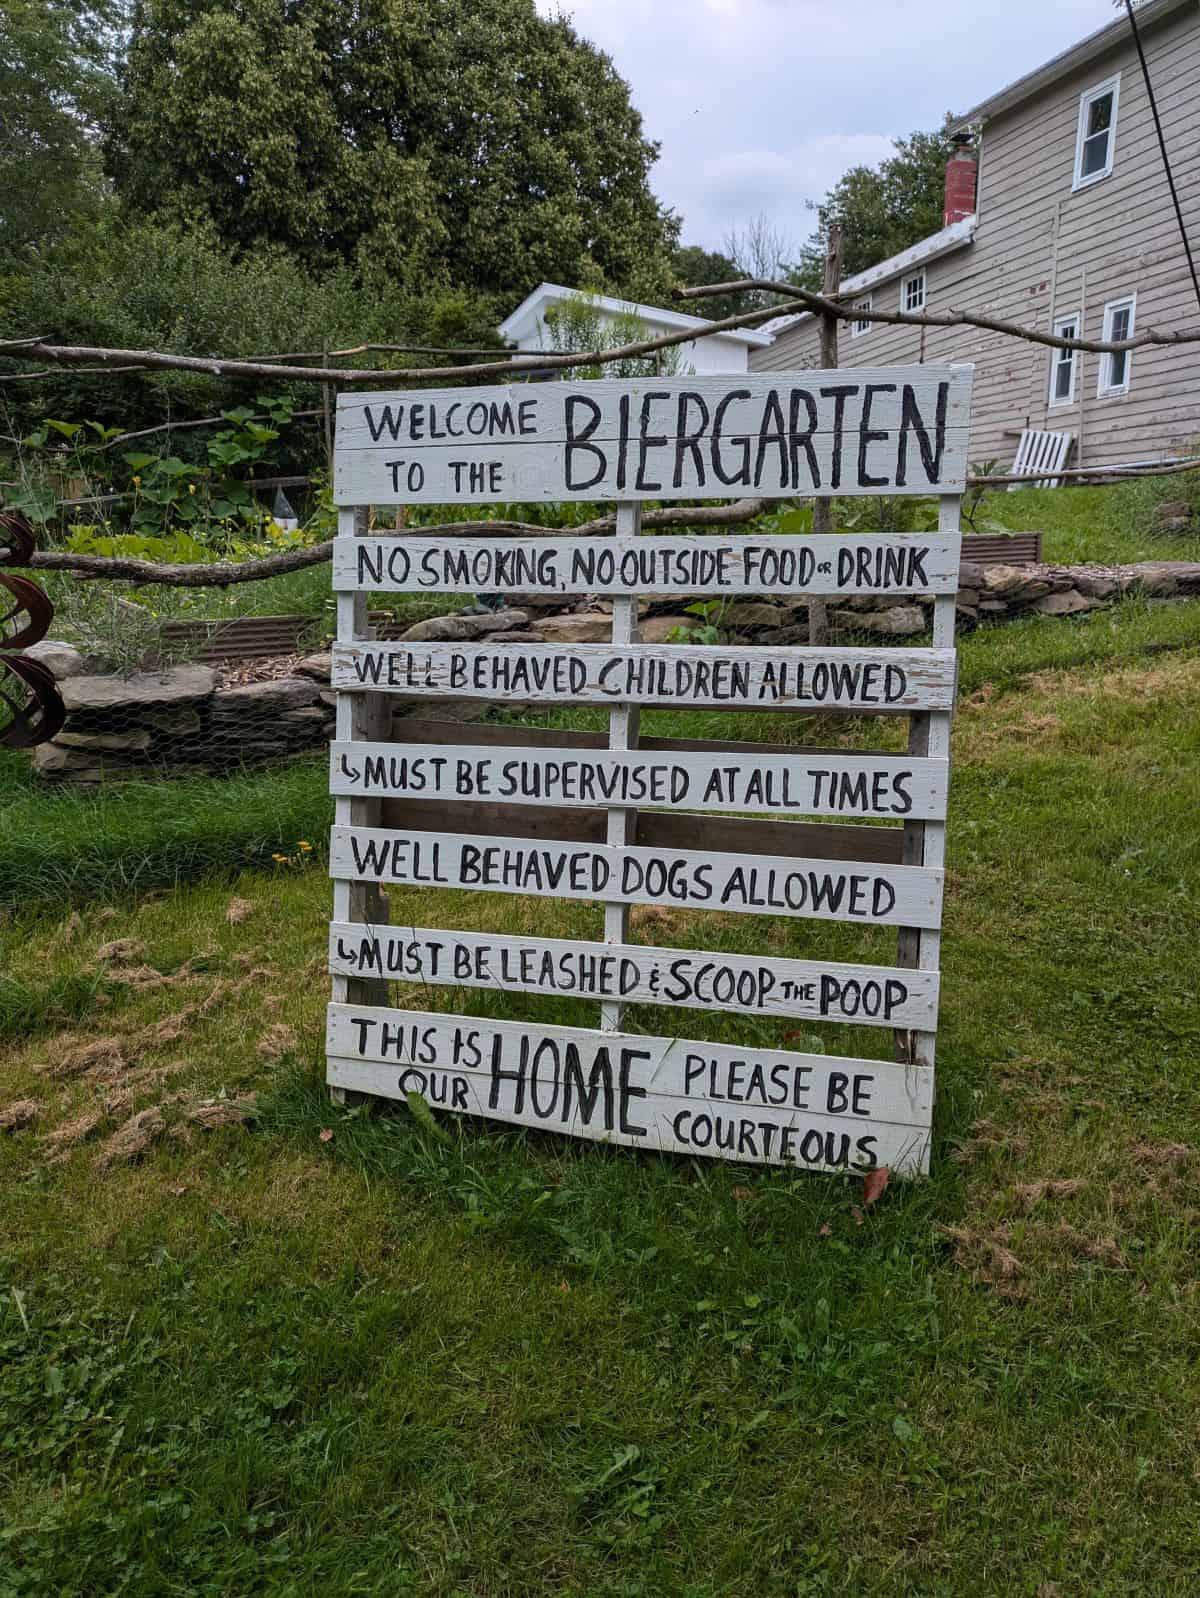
[{"x1": 1008, "y1": 428, "x2": 1073, "y2": 488}]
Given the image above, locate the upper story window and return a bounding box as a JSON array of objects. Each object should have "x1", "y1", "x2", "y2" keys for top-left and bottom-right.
[
  {"x1": 851, "y1": 296, "x2": 873, "y2": 337},
  {"x1": 902, "y1": 271, "x2": 926, "y2": 313},
  {"x1": 1099, "y1": 294, "x2": 1136, "y2": 394},
  {"x1": 1049, "y1": 312, "x2": 1079, "y2": 406},
  {"x1": 1074, "y1": 73, "x2": 1120, "y2": 189}
]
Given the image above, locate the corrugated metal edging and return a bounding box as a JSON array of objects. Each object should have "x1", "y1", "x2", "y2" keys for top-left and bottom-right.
[
  {"x1": 962, "y1": 532, "x2": 1042, "y2": 565},
  {"x1": 157, "y1": 613, "x2": 391, "y2": 663}
]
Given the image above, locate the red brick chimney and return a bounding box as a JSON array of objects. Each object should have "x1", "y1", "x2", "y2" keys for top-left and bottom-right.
[{"x1": 943, "y1": 134, "x2": 977, "y2": 226}]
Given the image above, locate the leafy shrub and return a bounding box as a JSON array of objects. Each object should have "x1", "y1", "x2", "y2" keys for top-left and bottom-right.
[
  {"x1": 0, "y1": 214, "x2": 505, "y2": 437},
  {"x1": 543, "y1": 290, "x2": 689, "y2": 378},
  {"x1": 7, "y1": 397, "x2": 305, "y2": 539}
]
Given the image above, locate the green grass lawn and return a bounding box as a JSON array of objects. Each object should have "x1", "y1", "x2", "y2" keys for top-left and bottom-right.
[
  {"x1": 4, "y1": 589, "x2": 1200, "y2": 910},
  {"x1": 2, "y1": 598, "x2": 1199, "y2": 1594},
  {"x1": 971, "y1": 480, "x2": 1199, "y2": 565}
]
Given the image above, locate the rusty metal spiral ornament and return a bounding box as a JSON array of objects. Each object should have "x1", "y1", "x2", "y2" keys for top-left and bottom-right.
[
  {"x1": 1, "y1": 572, "x2": 55, "y2": 651},
  {"x1": 0, "y1": 510, "x2": 65, "y2": 749},
  {"x1": 0, "y1": 510, "x2": 36, "y2": 568}
]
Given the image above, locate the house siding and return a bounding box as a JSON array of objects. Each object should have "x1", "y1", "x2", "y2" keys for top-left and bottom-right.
[{"x1": 753, "y1": 3, "x2": 1200, "y2": 468}]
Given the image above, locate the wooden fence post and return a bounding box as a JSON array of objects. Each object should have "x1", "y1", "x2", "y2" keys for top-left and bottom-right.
[
  {"x1": 329, "y1": 503, "x2": 390, "y2": 1106},
  {"x1": 895, "y1": 490, "x2": 959, "y2": 1082},
  {"x1": 809, "y1": 224, "x2": 843, "y2": 648},
  {"x1": 600, "y1": 500, "x2": 642, "y2": 1034},
  {"x1": 322, "y1": 341, "x2": 334, "y2": 468}
]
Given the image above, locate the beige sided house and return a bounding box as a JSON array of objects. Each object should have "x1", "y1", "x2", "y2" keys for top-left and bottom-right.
[{"x1": 753, "y1": 0, "x2": 1200, "y2": 470}]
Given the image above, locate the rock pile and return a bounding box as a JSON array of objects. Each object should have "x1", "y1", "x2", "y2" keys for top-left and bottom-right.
[
  {"x1": 374, "y1": 559, "x2": 1200, "y2": 645},
  {"x1": 1154, "y1": 500, "x2": 1194, "y2": 536},
  {"x1": 24, "y1": 645, "x2": 336, "y2": 784}
]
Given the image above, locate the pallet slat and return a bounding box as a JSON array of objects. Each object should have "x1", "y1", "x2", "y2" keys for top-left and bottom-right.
[
  {"x1": 330, "y1": 824, "x2": 940, "y2": 925},
  {"x1": 328, "y1": 922, "x2": 941, "y2": 1029},
  {"x1": 334, "y1": 641, "x2": 957, "y2": 712},
  {"x1": 334, "y1": 533, "x2": 963, "y2": 597},
  {"x1": 333, "y1": 370, "x2": 973, "y2": 504},
  {"x1": 334, "y1": 740, "x2": 948, "y2": 821},
  {"x1": 326, "y1": 1003, "x2": 933, "y2": 1174}
]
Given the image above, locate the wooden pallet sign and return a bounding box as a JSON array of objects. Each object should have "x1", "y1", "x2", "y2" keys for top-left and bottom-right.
[{"x1": 328, "y1": 364, "x2": 972, "y2": 1177}]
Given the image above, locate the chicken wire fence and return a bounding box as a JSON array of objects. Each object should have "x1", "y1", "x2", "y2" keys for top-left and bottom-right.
[{"x1": 20, "y1": 592, "x2": 366, "y2": 786}]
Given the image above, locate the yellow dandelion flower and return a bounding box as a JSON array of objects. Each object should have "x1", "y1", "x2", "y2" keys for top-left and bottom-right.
[
  {"x1": 132, "y1": 474, "x2": 142, "y2": 486},
  {"x1": 298, "y1": 840, "x2": 312, "y2": 851},
  {"x1": 271, "y1": 852, "x2": 288, "y2": 862},
  {"x1": 188, "y1": 483, "x2": 196, "y2": 494}
]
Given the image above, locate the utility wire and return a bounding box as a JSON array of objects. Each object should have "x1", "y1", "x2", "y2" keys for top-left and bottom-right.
[{"x1": 1124, "y1": 0, "x2": 1200, "y2": 315}]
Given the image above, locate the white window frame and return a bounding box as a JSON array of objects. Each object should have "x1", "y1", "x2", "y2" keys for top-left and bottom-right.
[
  {"x1": 1098, "y1": 293, "x2": 1136, "y2": 396},
  {"x1": 850, "y1": 296, "x2": 873, "y2": 337},
  {"x1": 901, "y1": 271, "x2": 926, "y2": 313},
  {"x1": 1049, "y1": 312, "x2": 1080, "y2": 408},
  {"x1": 1073, "y1": 73, "x2": 1120, "y2": 191}
]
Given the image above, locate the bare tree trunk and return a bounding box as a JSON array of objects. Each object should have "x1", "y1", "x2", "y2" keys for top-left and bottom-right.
[{"x1": 808, "y1": 225, "x2": 843, "y2": 647}]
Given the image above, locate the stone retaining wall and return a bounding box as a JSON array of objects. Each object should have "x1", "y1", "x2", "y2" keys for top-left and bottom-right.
[
  {"x1": 24, "y1": 559, "x2": 1200, "y2": 784},
  {"x1": 374, "y1": 558, "x2": 1200, "y2": 646}
]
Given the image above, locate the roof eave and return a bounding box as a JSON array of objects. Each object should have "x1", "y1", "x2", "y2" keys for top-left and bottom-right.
[
  {"x1": 951, "y1": 0, "x2": 1192, "y2": 128},
  {"x1": 497, "y1": 282, "x2": 773, "y2": 347},
  {"x1": 757, "y1": 214, "x2": 978, "y2": 341}
]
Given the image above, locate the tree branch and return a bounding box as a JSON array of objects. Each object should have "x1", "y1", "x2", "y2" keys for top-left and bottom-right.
[
  {"x1": 0, "y1": 365, "x2": 148, "y2": 383},
  {"x1": 97, "y1": 409, "x2": 324, "y2": 450},
  {"x1": 970, "y1": 457, "x2": 1200, "y2": 488},
  {"x1": 676, "y1": 277, "x2": 1200, "y2": 354},
  {"x1": 28, "y1": 540, "x2": 337, "y2": 587},
  {"x1": 326, "y1": 343, "x2": 515, "y2": 359},
  {"x1": 0, "y1": 345, "x2": 518, "y2": 382},
  {"x1": 0, "y1": 302, "x2": 799, "y2": 389}
]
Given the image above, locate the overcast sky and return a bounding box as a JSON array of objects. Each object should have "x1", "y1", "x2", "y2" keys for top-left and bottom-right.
[{"x1": 538, "y1": 0, "x2": 1119, "y2": 257}]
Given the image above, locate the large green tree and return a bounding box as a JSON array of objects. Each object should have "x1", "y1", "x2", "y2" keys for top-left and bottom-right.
[
  {"x1": 105, "y1": 0, "x2": 678, "y2": 298},
  {"x1": 0, "y1": 0, "x2": 124, "y2": 261},
  {"x1": 792, "y1": 126, "x2": 962, "y2": 287},
  {"x1": 671, "y1": 244, "x2": 750, "y2": 321}
]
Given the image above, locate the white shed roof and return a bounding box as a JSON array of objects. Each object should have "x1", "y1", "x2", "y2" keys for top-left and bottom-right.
[
  {"x1": 756, "y1": 214, "x2": 978, "y2": 341},
  {"x1": 498, "y1": 282, "x2": 775, "y2": 348}
]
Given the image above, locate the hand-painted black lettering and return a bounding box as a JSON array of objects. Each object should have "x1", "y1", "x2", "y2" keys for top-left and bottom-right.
[
  {"x1": 711, "y1": 389, "x2": 751, "y2": 486},
  {"x1": 636, "y1": 391, "x2": 670, "y2": 492},
  {"x1": 897, "y1": 381, "x2": 949, "y2": 486},
  {"x1": 364, "y1": 404, "x2": 404, "y2": 443},
  {"x1": 857, "y1": 383, "x2": 896, "y2": 487},
  {"x1": 564, "y1": 395, "x2": 606, "y2": 490},
  {"x1": 819, "y1": 385, "x2": 858, "y2": 490},
  {"x1": 753, "y1": 390, "x2": 788, "y2": 489},
  {"x1": 788, "y1": 388, "x2": 820, "y2": 489},
  {"x1": 618, "y1": 1048, "x2": 650, "y2": 1137},
  {"x1": 673, "y1": 392, "x2": 709, "y2": 488}
]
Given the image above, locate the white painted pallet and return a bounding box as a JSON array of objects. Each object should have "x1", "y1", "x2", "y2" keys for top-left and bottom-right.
[
  {"x1": 326, "y1": 368, "x2": 972, "y2": 1175},
  {"x1": 1008, "y1": 427, "x2": 1073, "y2": 489}
]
